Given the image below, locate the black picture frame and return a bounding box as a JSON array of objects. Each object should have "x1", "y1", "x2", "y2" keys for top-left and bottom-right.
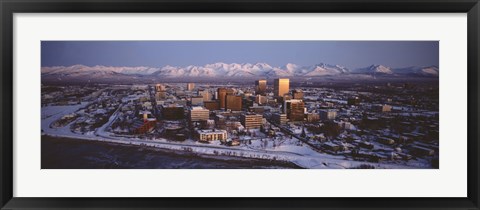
[{"x1": 1, "y1": 0, "x2": 479, "y2": 209}]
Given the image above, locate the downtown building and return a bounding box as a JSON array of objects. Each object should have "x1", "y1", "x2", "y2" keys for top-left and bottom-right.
[
  {"x1": 155, "y1": 84, "x2": 167, "y2": 101},
  {"x1": 197, "y1": 129, "x2": 228, "y2": 142},
  {"x1": 272, "y1": 113, "x2": 288, "y2": 125},
  {"x1": 284, "y1": 99, "x2": 305, "y2": 122},
  {"x1": 319, "y1": 109, "x2": 337, "y2": 121},
  {"x1": 198, "y1": 89, "x2": 212, "y2": 101},
  {"x1": 190, "y1": 96, "x2": 204, "y2": 106},
  {"x1": 374, "y1": 104, "x2": 392, "y2": 112},
  {"x1": 292, "y1": 89, "x2": 304, "y2": 99},
  {"x1": 155, "y1": 84, "x2": 166, "y2": 92},
  {"x1": 217, "y1": 88, "x2": 235, "y2": 109},
  {"x1": 204, "y1": 101, "x2": 220, "y2": 111},
  {"x1": 187, "y1": 83, "x2": 195, "y2": 91},
  {"x1": 161, "y1": 105, "x2": 185, "y2": 120},
  {"x1": 255, "y1": 79, "x2": 267, "y2": 95},
  {"x1": 225, "y1": 95, "x2": 242, "y2": 111},
  {"x1": 240, "y1": 113, "x2": 263, "y2": 129},
  {"x1": 274, "y1": 78, "x2": 289, "y2": 97},
  {"x1": 189, "y1": 106, "x2": 210, "y2": 122},
  {"x1": 255, "y1": 94, "x2": 267, "y2": 105}
]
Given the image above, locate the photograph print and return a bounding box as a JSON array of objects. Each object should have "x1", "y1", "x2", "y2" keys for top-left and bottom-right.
[{"x1": 41, "y1": 41, "x2": 439, "y2": 169}]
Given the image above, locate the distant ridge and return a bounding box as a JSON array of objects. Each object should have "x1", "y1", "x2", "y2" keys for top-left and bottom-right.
[{"x1": 41, "y1": 62, "x2": 439, "y2": 83}]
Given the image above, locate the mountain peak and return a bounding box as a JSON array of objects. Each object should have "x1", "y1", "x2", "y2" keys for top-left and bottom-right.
[
  {"x1": 41, "y1": 62, "x2": 439, "y2": 82},
  {"x1": 355, "y1": 64, "x2": 393, "y2": 74}
]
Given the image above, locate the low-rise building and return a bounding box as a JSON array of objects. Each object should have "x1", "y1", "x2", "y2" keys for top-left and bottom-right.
[
  {"x1": 292, "y1": 89, "x2": 304, "y2": 99},
  {"x1": 306, "y1": 113, "x2": 320, "y2": 122},
  {"x1": 190, "y1": 96, "x2": 204, "y2": 106},
  {"x1": 204, "y1": 101, "x2": 220, "y2": 111},
  {"x1": 132, "y1": 118, "x2": 156, "y2": 134},
  {"x1": 241, "y1": 113, "x2": 263, "y2": 129},
  {"x1": 189, "y1": 106, "x2": 210, "y2": 122},
  {"x1": 374, "y1": 104, "x2": 392, "y2": 112},
  {"x1": 319, "y1": 109, "x2": 337, "y2": 121},
  {"x1": 348, "y1": 97, "x2": 361, "y2": 105},
  {"x1": 255, "y1": 94, "x2": 267, "y2": 105},
  {"x1": 162, "y1": 105, "x2": 184, "y2": 120},
  {"x1": 155, "y1": 91, "x2": 166, "y2": 101},
  {"x1": 197, "y1": 129, "x2": 228, "y2": 141}
]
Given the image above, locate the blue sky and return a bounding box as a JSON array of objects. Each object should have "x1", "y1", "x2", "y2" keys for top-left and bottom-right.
[{"x1": 41, "y1": 41, "x2": 438, "y2": 69}]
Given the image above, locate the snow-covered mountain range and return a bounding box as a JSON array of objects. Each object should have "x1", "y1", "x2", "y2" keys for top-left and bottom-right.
[{"x1": 41, "y1": 62, "x2": 439, "y2": 82}]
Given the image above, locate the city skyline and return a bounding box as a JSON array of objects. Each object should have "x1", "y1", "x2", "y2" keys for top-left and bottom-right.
[
  {"x1": 41, "y1": 41, "x2": 439, "y2": 169},
  {"x1": 41, "y1": 41, "x2": 439, "y2": 69}
]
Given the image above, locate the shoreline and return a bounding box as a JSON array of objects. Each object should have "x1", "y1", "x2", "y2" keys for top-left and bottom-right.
[{"x1": 41, "y1": 135, "x2": 303, "y2": 169}]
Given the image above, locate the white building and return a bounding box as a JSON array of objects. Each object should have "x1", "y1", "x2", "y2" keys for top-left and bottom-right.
[
  {"x1": 197, "y1": 129, "x2": 228, "y2": 141},
  {"x1": 189, "y1": 106, "x2": 210, "y2": 122}
]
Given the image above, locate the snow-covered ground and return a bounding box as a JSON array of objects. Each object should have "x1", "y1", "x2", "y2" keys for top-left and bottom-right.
[
  {"x1": 41, "y1": 102, "x2": 90, "y2": 136},
  {"x1": 42, "y1": 104, "x2": 422, "y2": 169}
]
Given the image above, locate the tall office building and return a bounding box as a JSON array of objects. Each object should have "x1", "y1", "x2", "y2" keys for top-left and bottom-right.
[
  {"x1": 217, "y1": 88, "x2": 235, "y2": 109},
  {"x1": 255, "y1": 79, "x2": 267, "y2": 95},
  {"x1": 198, "y1": 89, "x2": 212, "y2": 101},
  {"x1": 225, "y1": 95, "x2": 242, "y2": 111},
  {"x1": 187, "y1": 83, "x2": 195, "y2": 91},
  {"x1": 274, "y1": 78, "x2": 289, "y2": 97},
  {"x1": 284, "y1": 99, "x2": 305, "y2": 122},
  {"x1": 155, "y1": 84, "x2": 166, "y2": 92},
  {"x1": 155, "y1": 84, "x2": 167, "y2": 100}
]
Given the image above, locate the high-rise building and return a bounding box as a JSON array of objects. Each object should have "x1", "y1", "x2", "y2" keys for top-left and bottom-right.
[
  {"x1": 255, "y1": 79, "x2": 267, "y2": 95},
  {"x1": 187, "y1": 83, "x2": 195, "y2": 91},
  {"x1": 217, "y1": 88, "x2": 235, "y2": 109},
  {"x1": 274, "y1": 78, "x2": 289, "y2": 97},
  {"x1": 225, "y1": 95, "x2": 242, "y2": 111},
  {"x1": 155, "y1": 84, "x2": 166, "y2": 92},
  {"x1": 284, "y1": 99, "x2": 305, "y2": 122},
  {"x1": 292, "y1": 89, "x2": 304, "y2": 99},
  {"x1": 241, "y1": 113, "x2": 263, "y2": 129},
  {"x1": 155, "y1": 84, "x2": 167, "y2": 100},
  {"x1": 198, "y1": 89, "x2": 212, "y2": 101},
  {"x1": 189, "y1": 106, "x2": 210, "y2": 122}
]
